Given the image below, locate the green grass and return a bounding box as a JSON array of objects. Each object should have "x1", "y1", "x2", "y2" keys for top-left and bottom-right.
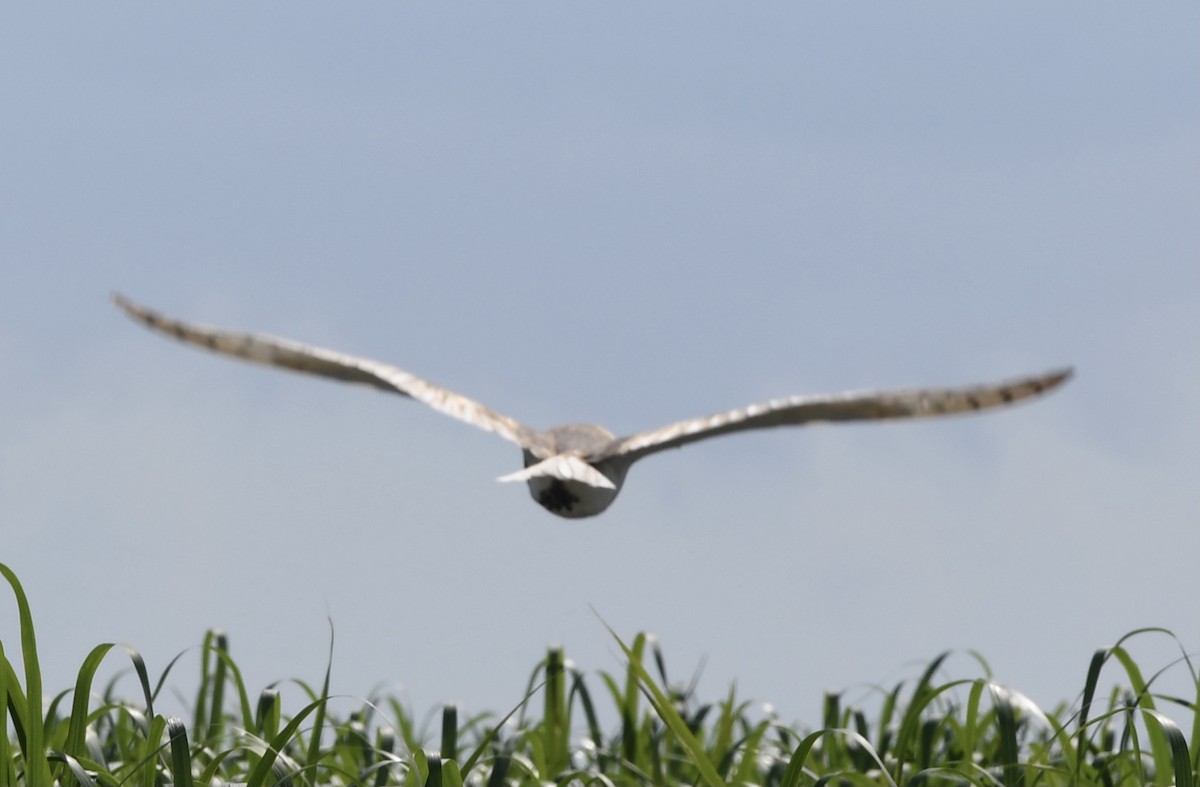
[{"x1": 3, "y1": 561, "x2": 1198, "y2": 786}]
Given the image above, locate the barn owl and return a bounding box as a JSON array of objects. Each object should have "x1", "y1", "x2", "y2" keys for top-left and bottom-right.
[{"x1": 114, "y1": 294, "x2": 1071, "y2": 518}]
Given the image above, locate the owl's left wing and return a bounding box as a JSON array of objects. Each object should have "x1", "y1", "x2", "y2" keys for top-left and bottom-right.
[
  {"x1": 590, "y1": 368, "x2": 1072, "y2": 465},
  {"x1": 112, "y1": 294, "x2": 551, "y2": 454}
]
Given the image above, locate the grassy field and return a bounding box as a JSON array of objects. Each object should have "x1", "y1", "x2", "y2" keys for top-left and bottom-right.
[{"x1": 2, "y1": 562, "x2": 1197, "y2": 786}]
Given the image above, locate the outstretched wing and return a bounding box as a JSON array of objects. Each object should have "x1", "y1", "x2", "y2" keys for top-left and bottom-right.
[
  {"x1": 591, "y1": 368, "x2": 1072, "y2": 464},
  {"x1": 113, "y1": 294, "x2": 550, "y2": 454}
]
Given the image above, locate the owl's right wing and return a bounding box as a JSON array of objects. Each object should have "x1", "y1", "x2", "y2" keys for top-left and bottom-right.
[
  {"x1": 113, "y1": 294, "x2": 551, "y2": 455},
  {"x1": 592, "y1": 368, "x2": 1073, "y2": 465}
]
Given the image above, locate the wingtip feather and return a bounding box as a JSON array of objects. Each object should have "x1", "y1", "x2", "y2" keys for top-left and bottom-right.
[{"x1": 1043, "y1": 366, "x2": 1075, "y2": 390}]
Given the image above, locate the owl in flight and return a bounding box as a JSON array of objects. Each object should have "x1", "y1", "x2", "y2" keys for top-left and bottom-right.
[{"x1": 114, "y1": 294, "x2": 1071, "y2": 518}]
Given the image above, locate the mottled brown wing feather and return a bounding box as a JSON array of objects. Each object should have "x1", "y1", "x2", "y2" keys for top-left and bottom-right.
[
  {"x1": 113, "y1": 294, "x2": 550, "y2": 454},
  {"x1": 593, "y1": 368, "x2": 1072, "y2": 464}
]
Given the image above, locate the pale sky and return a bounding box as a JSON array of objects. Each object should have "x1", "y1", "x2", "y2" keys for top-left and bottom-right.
[{"x1": 2, "y1": 4, "x2": 1198, "y2": 730}]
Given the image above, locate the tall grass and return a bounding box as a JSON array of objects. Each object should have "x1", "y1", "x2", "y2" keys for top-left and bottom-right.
[{"x1": 2, "y1": 561, "x2": 1197, "y2": 786}]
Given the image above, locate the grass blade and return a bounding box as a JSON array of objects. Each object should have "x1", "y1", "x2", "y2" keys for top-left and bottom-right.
[
  {"x1": 1142, "y1": 709, "x2": 1193, "y2": 787},
  {"x1": 304, "y1": 619, "x2": 336, "y2": 769},
  {"x1": 602, "y1": 623, "x2": 724, "y2": 787},
  {"x1": 542, "y1": 646, "x2": 569, "y2": 777},
  {"x1": 991, "y1": 684, "x2": 1022, "y2": 787},
  {"x1": 0, "y1": 562, "x2": 53, "y2": 787},
  {"x1": 64, "y1": 643, "x2": 115, "y2": 761},
  {"x1": 0, "y1": 641, "x2": 13, "y2": 786},
  {"x1": 167, "y1": 716, "x2": 195, "y2": 787}
]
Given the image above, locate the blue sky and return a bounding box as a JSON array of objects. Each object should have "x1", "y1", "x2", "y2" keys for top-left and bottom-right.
[{"x1": 2, "y1": 3, "x2": 1198, "y2": 730}]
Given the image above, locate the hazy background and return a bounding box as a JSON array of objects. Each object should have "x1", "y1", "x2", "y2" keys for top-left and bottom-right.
[{"x1": 2, "y1": 4, "x2": 1197, "y2": 730}]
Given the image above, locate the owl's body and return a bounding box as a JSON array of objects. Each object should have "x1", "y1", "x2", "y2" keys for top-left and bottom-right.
[{"x1": 114, "y1": 295, "x2": 1072, "y2": 518}]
